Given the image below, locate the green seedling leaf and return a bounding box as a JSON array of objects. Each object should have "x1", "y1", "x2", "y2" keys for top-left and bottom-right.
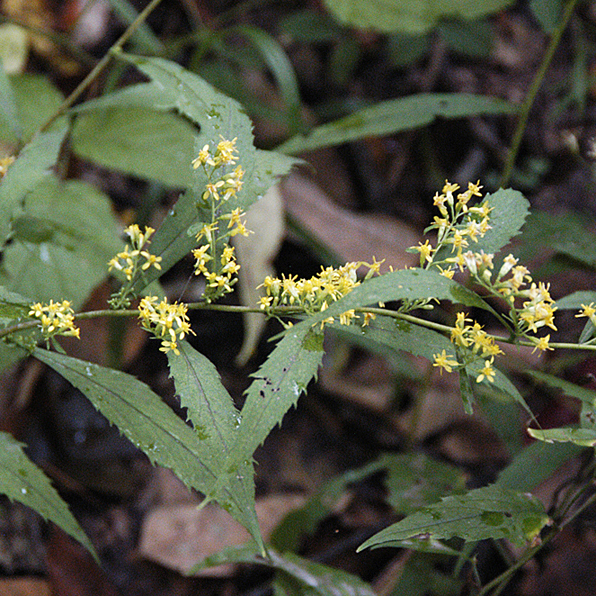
[
  {"x1": 278, "y1": 93, "x2": 515, "y2": 154},
  {"x1": 0, "y1": 123, "x2": 67, "y2": 248},
  {"x1": 1, "y1": 178, "x2": 122, "y2": 309},
  {"x1": 33, "y1": 348, "x2": 262, "y2": 548},
  {"x1": 0, "y1": 431, "x2": 97, "y2": 559},
  {"x1": 322, "y1": 0, "x2": 514, "y2": 34},
  {"x1": 358, "y1": 484, "x2": 550, "y2": 550}
]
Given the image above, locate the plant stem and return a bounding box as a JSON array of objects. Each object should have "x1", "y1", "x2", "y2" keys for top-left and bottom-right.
[
  {"x1": 38, "y1": 0, "x2": 165, "y2": 134},
  {"x1": 501, "y1": 0, "x2": 581, "y2": 187}
]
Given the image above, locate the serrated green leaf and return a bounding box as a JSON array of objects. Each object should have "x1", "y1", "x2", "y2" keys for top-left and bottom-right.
[
  {"x1": 322, "y1": 0, "x2": 514, "y2": 34},
  {"x1": 0, "y1": 431, "x2": 97, "y2": 559},
  {"x1": 358, "y1": 484, "x2": 550, "y2": 550},
  {"x1": 2, "y1": 178, "x2": 122, "y2": 309},
  {"x1": 527, "y1": 370, "x2": 596, "y2": 407},
  {"x1": 32, "y1": 347, "x2": 262, "y2": 548},
  {"x1": 71, "y1": 107, "x2": 196, "y2": 187},
  {"x1": 308, "y1": 268, "x2": 495, "y2": 328},
  {"x1": 278, "y1": 93, "x2": 516, "y2": 154},
  {"x1": 0, "y1": 123, "x2": 67, "y2": 248},
  {"x1": 472, "y1": 188, "x2": 530, "y2": 254},
  {"x1": 189, "y1": 541, "x2": 265, "y2": 574}
]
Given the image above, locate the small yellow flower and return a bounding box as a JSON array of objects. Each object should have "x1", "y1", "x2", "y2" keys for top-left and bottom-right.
[
  {"x1": 476, "y1": 358, "x2": 496, "y2": 383},
  {"x1": 532, "y1": 335, "x2": 554, "y2": 353},
  {"x1": 433, "y1": 350, "x2": 459, "y2": 374},
  {"x1": 577, "y1": 303, "x2": 596, "y2": 321},
  {"x1": 29, "y1": 300, "x2": 80, "y2": 340}
]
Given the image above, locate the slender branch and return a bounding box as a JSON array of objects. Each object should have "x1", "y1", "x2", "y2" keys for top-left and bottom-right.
[
  {"x1": 501, "y1": 0, "x2": 581, "y2": 187},
  {"x1": 38, "y1": 0, "x2": 166, "y2": 134}
]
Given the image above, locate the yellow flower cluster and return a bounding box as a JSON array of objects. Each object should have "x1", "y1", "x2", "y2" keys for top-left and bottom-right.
[
  {"x1": 258, "y1": 260, "x2": 383, "y2": 327},
  {"x1": 29, "y1": 300, "x2": 80, "y2": 340},
  {"x1": 576, "y1": 303, "x2": 596, "y2": 326},
  {"x1": 412, "y1": 180, "x2": 490, "y2": 278},
  {"x1": 108, "y1": 225, "x2": 162, "y2": 282},
  {"x1": 137, "y1": 296, "x2": 193, "y2": 355},
  {"x1": 433, "y1": 312, "x2": 502, "y2": 383}
]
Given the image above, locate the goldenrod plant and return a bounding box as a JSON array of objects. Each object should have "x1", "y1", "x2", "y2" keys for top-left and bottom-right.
[{"x1": 1, "y1": 0, "x2": 595, "y2": 593}]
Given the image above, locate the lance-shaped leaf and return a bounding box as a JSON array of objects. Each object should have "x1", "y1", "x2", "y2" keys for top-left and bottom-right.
[
  {"x1": 0, "y1": 431, "x2": 97, "y2": 559},
  {"x1": 166, "y1": 340, "x2": 259, "y2": 543},
  {"x1": 278, "y1": 93, "x2": 516, "y2": 154},
  {"x1": 0, "y1": 123, "x2": 67, "y2": 248},
  {"x1": 358, "y1": 484, "x2": 550, "y2": 550},
  {"x1": 33, "y1": 348, "x2": 262, "y2": 548},
  {"x1": 223, "y1": 325, "x2": 324, "y2": 475}
]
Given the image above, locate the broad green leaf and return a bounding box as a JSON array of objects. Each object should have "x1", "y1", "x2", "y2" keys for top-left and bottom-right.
[
  {"x1": 2, "y1": 178, "x2": 122, "y2": 309},
  {"x1": 0, "y1": 286, "x2": 30, "y2": 324},
  {"x1": 33, "y1": 348, "x2": 262, "y2": 548},
  {"x1": 0, "y1": 123, "x2": 67, "y2": 247},
  {"x1": 497, "y1": 440, "x2": 584, "y2": 491},
  {"x1": 270, "y1": 550, "x2": 376, "y2": 596},
  {"x1": 322, "y1": 0, "x2": 514, "y2": 34},
  {"x1": 0, "y1": 431, "x2": 97, "y2": 559},
  {"x1": 527, "y1": 370, "x2": 596, "y2": 407},
  {"x1": 71, "y1": 107, "x2": 196, "y2": 187},
  {"x1": 358, "y1": 484, "x2": 550, "y2": 550},
  {"x1": 280, "y1": 10, "x2": 342, "y2": 43},
  {"x1": 438, "y1": 19, "x2": 493, "y2": 58},
  {"x1": 224, "y1": 325, "x2": 324, "y2": 475},
  {"x1": 279, "y1": 93, "x2": 515, "y2": 154}
]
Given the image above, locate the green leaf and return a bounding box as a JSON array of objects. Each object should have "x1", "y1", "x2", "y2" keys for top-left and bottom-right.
[
  {"x1": 307, "y1": 268, "x2": 495, "y2": 328},
  {"x1": 166, "y1": 341, "x2": 259, "y2": 545},
  {"x1": 226, "y1": 325, "x2": 324, "y2": 471},
  {"x1": 497, "y1": 440, "x2": 584, "y2": 492},
  {"x1": 322, "y1": 0, "x2": 514, "y2": 34},
  {"x1": 556, "y1": 291, "x2": 596, "y2": 310},
  {"x1": 71, "y1": 107, "x2": 196, "y2": 187},
  {"x1": 358, "y1": 484, "x2": 550, "y2": 550},
  {"x1": 0, "y1": 59, "x2": 22, "y2": 141},
  {"x1": 527, "y1": 426, "x2": 596, "y2": 447},
  {"x1": 0, "y1": 123, "x2": 67, "y2": 248},
  {"x1": 332, "y1": 314, "x2": 453, "y2": 361},
  {"x1": 471, "y1": 188, "x2": 530, "y2": 255},
  {"x1": 32, "y1": 348, "x2": 262, "y2": 548},
  {"x1": 0, "y1": 74, "x2": 63, "y2": 144},
  {"x1": 279, "y1": 93, "x2": 516, "y2": 154},
  {"x1": 271, "y1": 550, "x2": 377, "y2": 596},
  {"x1": 530, "y1": 0, "x2": 563, "y2": 33},
  {"x1": 0, "y1": 431, "x2": 97, "y2": 559},
  {"x1": 2, "y1": 178, "x2": 122, "y2": 309},
  {"x1": 438, "y1": 19, "x2": 494, "y2": 58},
  {"x1": 527, "y1": 370, "x2": 596, "y2": 407}
]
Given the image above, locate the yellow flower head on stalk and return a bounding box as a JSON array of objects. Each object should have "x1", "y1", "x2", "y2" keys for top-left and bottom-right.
[
  {"x1": 476, "y1": 357, "x2": 496, "y2": 383},
  {"x1": 138, "y1": 296, "x2": 193, "y2": 355},
  {"x1": 433, "y1": 349, "x2": 459, "y2": 374},
  {"x1": 108, "y1": 225, "x2": 162, "y2": 282},
  {"x1": 29, "y1": 300, "x2": 80, "y2": 340},
  {"x1": 532, "y1": 335, "x2": 554, "y2": 353},
  {"x1": 576, "y1": 303, "x2": 596, "y2": 326}
]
